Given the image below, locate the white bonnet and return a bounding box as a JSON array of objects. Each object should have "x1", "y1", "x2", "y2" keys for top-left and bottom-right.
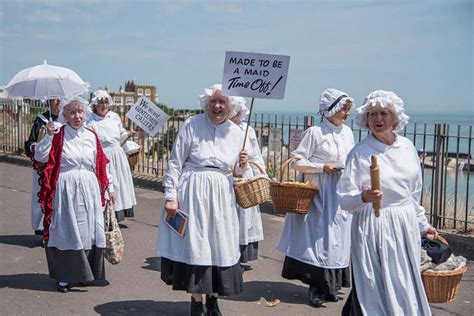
[
  {"x1": 198, "y1": 84, "x2": 245, "y2": 119},
  {"x1": 90, "y1": 89, "x2": 113, "y2": 108},
  {"x1": 58, "y1": 96, "x2": 92, "y2": 123},
  {"x1": 355, "y1": 90, "x2": 409, "y2": 133},
  {"x1": 318, "y1": 88, "x2": 354, "y2": 118}
]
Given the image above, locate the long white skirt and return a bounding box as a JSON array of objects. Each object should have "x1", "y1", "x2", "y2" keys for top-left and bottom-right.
[
  {"x1": 157, "y1": 167, "x2": 240, "y2": 267},
  {"x1": 31, "y1": 169, "x2": 43, "y2": 231},
  {"x1": 238, "y1": 204, "x2": 264, "y2": 245},
  {"x1": 351, "y1": 199, "x2": 431, "y2": 316},
  {"x1": 104, "y1": 146, "x2": 136, "y2": 212},
  {"x1": 47, "y1": 169, "x2": 106, "y2": 251},
  {"x1": 277, "y1": 172, "x2": 352, "y2": 269}
]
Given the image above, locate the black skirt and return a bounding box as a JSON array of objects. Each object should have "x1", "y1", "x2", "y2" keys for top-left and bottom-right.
[
  {"x1": 281, "y1": 256, "x2": 350, "y2": 297},
  {"x1": 115, "y1": 207, "x2": 134, "y2": 222},
  {"x1": 160, "y1": 257, "x2": 243, "y2": 296},
  {"x1": 45, "y1": 246, "x2": 105, "y2": 283},
  {"x1": 240, "y1": 242, "x2": 259, "y2": 263}
]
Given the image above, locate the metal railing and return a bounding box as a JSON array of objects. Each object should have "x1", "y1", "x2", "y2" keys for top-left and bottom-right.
[{"x1": 1, "y1": 100, "x2": 472, "y2": 231}]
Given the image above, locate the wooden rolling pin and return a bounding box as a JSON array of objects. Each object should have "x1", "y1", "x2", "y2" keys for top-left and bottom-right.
[{"x1": 370, "y1": 155, "x2": 381, "y2": 217}]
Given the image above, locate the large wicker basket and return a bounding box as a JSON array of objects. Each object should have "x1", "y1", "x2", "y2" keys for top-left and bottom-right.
[
  {"x1": 270, "y1": 157, "x2": 319, "y2": 214},
  {"x1": 422, "y1": 236, "x2": 468, "y2": 303},
  {"x1": 234, "y1": 161, "x2": 271, "y2": 209}
]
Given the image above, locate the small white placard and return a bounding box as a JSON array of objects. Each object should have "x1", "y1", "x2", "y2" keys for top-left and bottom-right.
[
  {"x1": 269, "y1": 127, "x2": 282, "y2": 152},
  {"x1": 222, "y1": 51, "x2": 290, "y2": 99},
  {"x1": 126, "y1": 96, "x2": 169, "y2": 137}
]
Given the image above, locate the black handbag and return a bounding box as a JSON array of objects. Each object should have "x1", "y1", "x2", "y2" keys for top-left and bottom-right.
[{"x1": 421, "y1": 237, "x2": 452, "y2": 264}]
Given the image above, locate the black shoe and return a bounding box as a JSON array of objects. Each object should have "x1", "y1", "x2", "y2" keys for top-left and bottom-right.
[
  {"x1": 326, "y1": 293, "x2": 340, "y2": 302},
  {"x1": 34, "y1": 230, "x2": 44, "y2": 235},
  {"x1": 241, "y1": 264, "x2": 253, "y2": 272},
  {"x1": 56, "y1": 282, "x2": 69, "y2": 293},
  {"x1": 205, "y1": 295, "x2": 222, "y2": 316},
  {"x1": 308, "y1": 286, "x2": 324, "y2": 307},
  {"x1": 190, "y1": 297, "x2": 205, "y2": 316}
]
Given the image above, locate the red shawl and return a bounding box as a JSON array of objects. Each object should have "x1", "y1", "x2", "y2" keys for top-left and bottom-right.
[{"x1": 37, "y1": 126, "x2": 109, "y2": 241}]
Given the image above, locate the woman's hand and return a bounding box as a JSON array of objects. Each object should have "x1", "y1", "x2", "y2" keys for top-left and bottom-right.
[
  {"x1": 422, "y1": 226, "x2": 439, "y2": 239},
  {"x1": 108, "y1": 192, "x2": 117, "y2": 205},
  {"x1": 361, "y1": 187, "x2": 383, "y2": 203},
  {"x1": 165, "y1": 199, "x2": 178, "y2": 218},
  {"x1": 323, "y1": 164, "x2": 340, "y2": 173},
  {"x1": 128, "y1": 129, "x2": 138, "y2": 138},
  {"x1": 239, "y1": 150, "x2": 248, "y2": 168},
  {"x1": 45, "y1": 121, "x2": 57, "y2": 136}
]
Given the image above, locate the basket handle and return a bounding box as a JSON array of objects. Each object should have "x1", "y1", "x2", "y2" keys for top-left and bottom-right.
[
  {"x1": 233, "y1": 160, "x2": 266, "y2": 177},
  {"x1": 279, "y1": 156, "x2": 301, "y2": 182}
]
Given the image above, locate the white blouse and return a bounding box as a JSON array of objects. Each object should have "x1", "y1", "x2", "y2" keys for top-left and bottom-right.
[
  {"x1": 86, "y1": 112, "x2": 128, "y2": 149},
  {"x1": 164, "y1": 113, "x2": 247, "y2": 200}
]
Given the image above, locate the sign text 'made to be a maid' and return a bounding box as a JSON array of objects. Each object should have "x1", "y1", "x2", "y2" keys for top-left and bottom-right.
[{"x1": 222, "y1": 51, "x2": 290, "y2": 99}]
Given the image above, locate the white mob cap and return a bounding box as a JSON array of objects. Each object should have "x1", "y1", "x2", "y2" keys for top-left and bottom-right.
[
  {"x1": 58, "y1": 96, "x2": 92, "y2": 123},
  {"x1": 90, "y1": 89, "x2": 113, "y2": 108},
  {"x1": 355, "y1": 90, "x2": 409, "y2": 133},
  {"x1": 318, "y1": 88, "x2": 354, "y2": 118},
  {"x1": 198, "y1": 84, "x2": 245, "y2": 119}
]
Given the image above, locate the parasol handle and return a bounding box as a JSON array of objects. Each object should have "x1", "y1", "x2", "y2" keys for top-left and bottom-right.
[
  {"x1": 241, "y1": 97, "x2": 255, "y2": 151},
  {"x1": 370, "y1": 155, "x2": 381, "y2": 217}
]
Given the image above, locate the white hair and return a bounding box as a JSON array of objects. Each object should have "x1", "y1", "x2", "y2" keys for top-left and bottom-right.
[
  {"x1": 355, "y1": 90, "x2": 409, "y2": 133},
  {"x1": 198, "y1": 84, "x2": 246, "y2": 119}
]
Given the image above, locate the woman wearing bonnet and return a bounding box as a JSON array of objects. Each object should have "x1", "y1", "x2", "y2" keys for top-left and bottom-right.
[
  {"x1": 86, "y1": 89, "x2": 137, "y2": 222},
  {"x1": 277, "y1": 88, "x2": 355, "y2": 307},
  {"x1": 156, "y1": 84, "x2": 249, "y2": 316},
  {"x1": 35, "y1": 96, "x2": 114, "y2": 292},
  {"x1": 337, "y1": 90, "x2": 437, "y2": 315}
]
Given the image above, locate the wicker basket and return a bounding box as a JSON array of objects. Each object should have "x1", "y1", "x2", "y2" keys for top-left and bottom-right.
[
  {"x1": 127, "y1": 151, "x2": 140, "y2": 167},
  {"x1": 234, "y1": 161, "x2": 271, "y2": 209},
  {"x1": 270, "y1": 157, "x2": 319, "y2": 214},
  {"x1": 422, "y1": 236, "x2": 468, "y2": 303}
]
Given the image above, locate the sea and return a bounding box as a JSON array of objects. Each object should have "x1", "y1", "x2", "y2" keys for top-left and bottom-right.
[{"x1": 249, "y1": 110, "x2": 474, "y2": 214}]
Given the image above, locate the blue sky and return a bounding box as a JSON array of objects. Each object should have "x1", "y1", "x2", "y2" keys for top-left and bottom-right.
[{"x1": 0, "y1": 0, "x2": 472, "y2": 116}]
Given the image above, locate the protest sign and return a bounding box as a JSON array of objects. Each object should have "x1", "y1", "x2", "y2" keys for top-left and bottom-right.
[
  {"x1": 222, "y1": 51, "x2": 290, "y2": 99},
  {"x1": 289, "y1": 128, "x2": 303, "y2": 152},
  {"x1": 126, "y1": 96, "x2": 169, "y2": 137},
  {"x1": 269, "y1": 127, "x2": 282, "y2": 152}
]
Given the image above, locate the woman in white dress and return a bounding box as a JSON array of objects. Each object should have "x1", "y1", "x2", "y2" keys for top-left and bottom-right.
[
  {"x1": 277, "y1": 88, "x2": 355, "y2": 307},
  {"x1": 156, "y1": 84, "x2": 248, "y2": 316},
  {"x1": 230, "y1": 104, "x2": 265, "y2": 271},
  {"x1": 35, "y1": 97, "x2": 115, "y2": 293},
  {"x1": 337, "y1": 90, "x2": 438, "y2": 315},
  {"x1": 87, "y1": 90, "x2": 137, "y2": 222}
]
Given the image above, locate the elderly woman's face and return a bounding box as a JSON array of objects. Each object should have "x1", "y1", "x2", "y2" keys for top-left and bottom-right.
[
  {"x1": 95, "y1": 98, "x2": 110, "y2": 117},
  {"x1": 367, "y1": 105, "x2": 396, "y2": 136},
  {"x1": 206, "y1": 90, "x2": 230, "y2": 124},
  {"x1": 63, "y1": 102, "x2": 85, "y2": 129},
  {"x1": 328, "y1": 101, "x2": 352, "y2": 126}
]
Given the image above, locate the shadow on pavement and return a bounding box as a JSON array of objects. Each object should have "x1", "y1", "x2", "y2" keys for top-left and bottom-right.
[
  {"x1": 0, "y1": 234, "x2": 43, "y2": 248},
  {"x1": 94, "y1": 300, "x2": 189, "y2": 316},
  {"x1": 142, "y1": 257, "x2": 161, "y2": 272},
  {"x1": 0, "y1": 273, "x2": 56, "y2": 292},
  {"x1": 224, "y1": 280, "x2": 310, "y2": 305}
]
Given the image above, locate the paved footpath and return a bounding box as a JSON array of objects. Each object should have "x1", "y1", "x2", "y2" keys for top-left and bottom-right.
[{"x1": 0, "y1": 162, "x2": 472, "y2": 315}]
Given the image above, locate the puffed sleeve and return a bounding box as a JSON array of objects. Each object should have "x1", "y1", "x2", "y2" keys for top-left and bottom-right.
[
  {"x1": 409, "y1": 145, "x2": 430, "y2": 232},
  {"x1": 33, "y1": 133, "x2": 53, "y2": 163},
  {"x1": 337, "y1": 150, "x2": 367, "y2": 212},
  {"x1": 115, "y1": 113, "x2": 130, "y2": 144},
  {"x1": 163, "y1": 119, "x2": 193, "y2": 200},
  {"x1": 291, "y1": 128, "x2": 324, "y2": 173}
]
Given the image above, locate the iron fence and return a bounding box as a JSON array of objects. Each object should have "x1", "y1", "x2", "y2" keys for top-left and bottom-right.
[{"x1": 1, "y1": 100, "x2": 472, "y2": 232}]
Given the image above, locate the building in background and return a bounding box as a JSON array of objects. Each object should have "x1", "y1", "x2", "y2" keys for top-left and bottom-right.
[{"x1": 108, "y1": 81, "x2": 158, "y2": 113}]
